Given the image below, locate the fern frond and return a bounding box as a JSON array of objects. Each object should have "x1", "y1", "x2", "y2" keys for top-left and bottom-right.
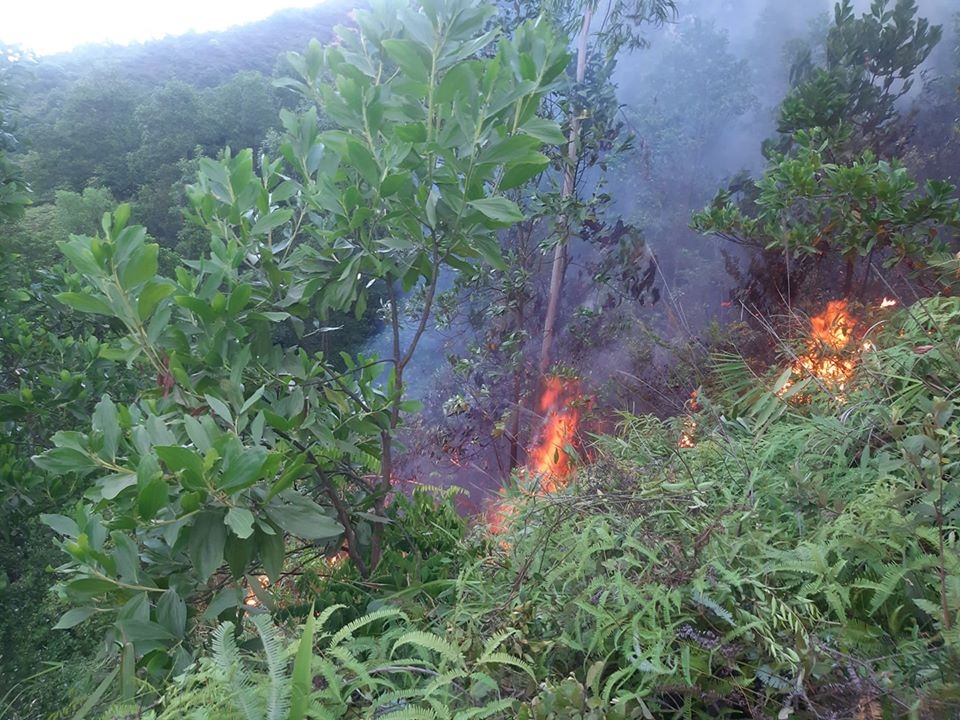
[
  {"x1": 392, "y1": 630, "x2": 465, "y2": 667},
  {"x1": 454, "y1": 697, "x2": 516, "y2": 719},
  {"x1": 211, "y1": 621, "x2": 262, "y2": 720},
  {"x1": 329, "y1": 607, "x2": 406, "y2": 647},
  {"x1": 475, "y1": 652, "x2": 535, "y2": 682},
  {"x1": 250, "y1": 614, "x2": 291, "y2": 720}
]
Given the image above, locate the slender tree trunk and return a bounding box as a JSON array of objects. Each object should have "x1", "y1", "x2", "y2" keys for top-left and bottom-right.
[{"x1": 539, "y1": 6, "x2": 593, "y2": 376}]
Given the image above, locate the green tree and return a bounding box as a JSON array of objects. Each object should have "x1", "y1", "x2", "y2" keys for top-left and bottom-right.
[
  {"x1": 37, "y1": 0, "x2": 567, "y2": 705},
  {"x1": 0, "y1": 48, "x2": 29, "y2": 223},
  {"x1": 776, "y1": 0, "x2": 941, "y2": 157},
  {"x1": 537, "y1": 0, "x2": 677, "y2": 374}
]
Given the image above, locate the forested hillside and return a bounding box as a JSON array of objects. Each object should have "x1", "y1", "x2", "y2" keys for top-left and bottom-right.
[{"x1": 1, "y1": 0, "x2": 960, "y2": 718}]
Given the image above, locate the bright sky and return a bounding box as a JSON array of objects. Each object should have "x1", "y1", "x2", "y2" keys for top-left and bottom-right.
[{"x1": 2, "y1": 0, "x2": 328, "y2": 56}]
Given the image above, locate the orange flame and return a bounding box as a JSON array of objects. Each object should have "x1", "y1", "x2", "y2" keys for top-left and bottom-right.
[
  {"x1": 781, "y1": 300, "x2": 860, "y2": 397},
  {"x1": 486, "y1": 377, "x2": 584, "y2": 534},
  {"x1": 526, "y1": 377, "x2": 581, "y2": 492}
]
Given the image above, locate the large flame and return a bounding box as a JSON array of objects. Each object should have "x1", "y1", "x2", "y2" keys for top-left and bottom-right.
[
  {"x1": 487, "y1": 376, "x2": 583, "y2": 533},
  {"x1": 526, "y1": 376, "x2": 581, "y2": 492},
  {"x1": 780, "y1": 299, "x2": 902, "y2": 397}
]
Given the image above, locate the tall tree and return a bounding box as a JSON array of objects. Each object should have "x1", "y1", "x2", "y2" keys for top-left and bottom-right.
[{"x1": 538, "y1": 0, "x2": 676, "y2": 375}]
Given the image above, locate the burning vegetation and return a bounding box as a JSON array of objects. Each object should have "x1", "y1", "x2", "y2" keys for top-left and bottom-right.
[
  {"x1": 779, "y1": 298, "x2": 897, "y2": 399},
  {"x1": 487, "y1": 376, "x2": 586, "y2": 532}
]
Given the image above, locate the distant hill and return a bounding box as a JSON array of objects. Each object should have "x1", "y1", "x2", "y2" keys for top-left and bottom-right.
[{"x1": 32, "y1": 1, "x2": 358, "y2": 89}]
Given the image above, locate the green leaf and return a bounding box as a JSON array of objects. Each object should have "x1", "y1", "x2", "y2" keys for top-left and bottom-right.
[
  {"x1": 138, "y1": 478, "x2": 169, "y2": 521},
  {"x1": 53, "y1": 607, "x2": 97, "y2": 630},
  {"x1": 205, "y1": 394, "x2": 234, "y2": 427},
  {"x1": 99, "y1": 472, "x2": 138, "y2": 501},
  {"x1": 220, "y1": 446, "x2": 267, "y2": 492},
  {"x1": 258, "y1": 525, "x2": 285, "y2": 583},
  {"x1": 382, "y1": 39, "x2": 430, "y2": 83},
  {"x1": 41, "y1": 513, "x2": 80, "y2": 538},
  {"x1": 224, "y1": 534, "x2": 253, "y2": 579},
  {"x1": 155, "y1": 446, "x2": 205, "y2": 489},
  {"x1": 118, "y1": 619, "x2": 175, "y2": 643},
  {"x1": 120, "y1": 243, "x2": 159, "y2": 288},
  {"x1": 65, "y1": 577, "x2": 117, "y2": 597},
  {"x1": 288, "y1": 605, "x2": 316, "y2": 720},
  {"x1": 189, "y1": 511, "x2": 227, "y2": 582},
  {"x1": 519, "y1": 117, "x2": 566, "y2": 144},
  {"x1": 55, "y1": 292, "x2": 114, "y2": 317},
  {"x1": 251, "y1": 208, "x2": 294, "y2": 236},
  {"x1": 467, "y1": 197, "x2": 524, "y2": 224},
  {"x1": 265, "y1": 492, "x2": 343, "y2": 541},
  {"x1": 32, "y1": 447, "x2": 98, "y2": 476},
  {"x1": 157, "y1": 589, "x2": 187, "y2": 639},
  {"x1": 138, "y1": 281, "x2": 175, "y2": 322},
  {"x1": 93, "y1": 395, "x2": 120, "y2": 461},
  {"x1": 225, "y1": 507, "x2": 256, "y2": 539}
]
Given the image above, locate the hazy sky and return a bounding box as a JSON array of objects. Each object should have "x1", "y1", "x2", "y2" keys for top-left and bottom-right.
[{"x1": 2, "y1": 0, "x2": 328, "y2": 56}]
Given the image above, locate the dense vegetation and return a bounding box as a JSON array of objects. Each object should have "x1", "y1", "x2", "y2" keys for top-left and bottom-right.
[{"x1": 1, "y1": 0, "x2": 959, "y2": 718}]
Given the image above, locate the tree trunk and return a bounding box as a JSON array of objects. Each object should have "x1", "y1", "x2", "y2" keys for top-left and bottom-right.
[{"x1": 538, "y1": 6, "x2": 592, "y2": 376}]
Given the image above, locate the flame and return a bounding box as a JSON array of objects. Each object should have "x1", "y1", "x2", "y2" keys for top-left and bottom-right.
[
  {"x1": 526, "y1": 377, "x2": 581, "y2": 492},
  {"x1": 486, "y1": 376, "x2": 584, "y2": 534},
  {"x1": 781, "y1": 300, "x2": 860, "y2": 397},
  {"x1": 880, "y1": 297, "x2": 896, "y2": 308}
]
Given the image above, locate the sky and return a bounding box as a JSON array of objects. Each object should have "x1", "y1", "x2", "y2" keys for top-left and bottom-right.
[{"x1": 1, "y1": 0, "x2": 328, "y2": 56}]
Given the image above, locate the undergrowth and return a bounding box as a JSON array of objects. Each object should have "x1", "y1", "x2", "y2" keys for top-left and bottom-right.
[{"x1": 96, "y1": 297, "x2": 960, "y2": 718}]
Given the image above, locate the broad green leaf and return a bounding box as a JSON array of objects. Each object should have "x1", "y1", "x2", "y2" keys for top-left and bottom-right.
[
  {"x1": 56, "y1": 292, "x2": 114, "y2": 317},
  {"x1": 118, "y1": 619, "x2": 175, "y2": 643},
  {"x1": 205, "y1": 394, "x2": 234, "y2": 427},
  {"x1": 519, "y1": 117, "x2": 566, "y2": 144},
  {"x1": 138, "y1": 478, "x2": 169, "y2": 520},
  {"x1": 157, "y1": 589, "x2": 187, "y2": 639},
  {"x1": 41, "y1": 513, "x2": 80, "y2": 538},
  {"x1": 65, "y1": 577, "x2": 117, "y2": 596},
  {"x1": 251, "y1": 208, "x2": 294, "y2": 236},
  {"x1": 53, "y1": 607, "x2": 97, "y2": 630},
  {"x1": 92, "y1": 395, "x2": 120, "y2": 461},
  {"x1": 189, "y1": 511, "x2": 227, "y2": 583},
  {"x1": 467, "y1": 197, "x2": 524, "y2": 224},
  {"x1": 382, "y1": 38, "x2": 430, "y2": 83},
  {"x1": 258, "y1": 525, "x2": 285, "y2": 583},
  {"x1": 58, "y1": 237, "x2": 103, "y2": 276},
  {"x1": 220, "y1": 446, "x2": 267, "y2": 492},
  {"x1": 120, "y1": 243, "x2": 159, "y2": 289},
  {"x1": 225, "y1": 507, "x2": 256, "y2": 539},
  {"x1": 98, "y1": 472, "x2": 138, "y2": 501},
  {"x1": 155, "y1": 446, "x2": 204, "y2": 489},
  {"x1": 265, "y1": 492, "x2": 343, "y2": 541},
  {"x1": 224, "y1": 534, "x2": 253, "y2": 579},
  {"x1": 32, "y1": 447, "x2": 98, "y2": 476},
  {"x1": 110, "y1": 531, "x2": 141, "y2": 583},
  {"x1": 138, "y1": 281, "x2": 175, "y2": 321}
]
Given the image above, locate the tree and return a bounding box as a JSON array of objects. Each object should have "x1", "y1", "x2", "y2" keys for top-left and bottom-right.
[
  {"x1": 0, "y1": 49, "x2": 29, "y2": 223},
  {"x1": 692, "y1": 0, "x2": 954, "y2": 306},
  {"x1": 37, "y1": 0, "x2": 567, "y2": 700},
  {"x1": 538, "y1": 0, "x2": 677, "y2": 375}
]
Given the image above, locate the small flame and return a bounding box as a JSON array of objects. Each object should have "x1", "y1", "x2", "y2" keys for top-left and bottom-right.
[{"x1": 880, "y1": 297, "x2": 897, "y2": 308}]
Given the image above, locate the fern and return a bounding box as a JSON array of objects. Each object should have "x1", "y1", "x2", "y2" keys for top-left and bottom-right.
[{"x1": 211, "y1": 621, "x2": 262, "y2": 720}]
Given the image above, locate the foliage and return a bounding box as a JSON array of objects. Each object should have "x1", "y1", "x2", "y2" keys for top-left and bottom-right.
[
  {"x1": 34, "y1": 0, "x2": 568, "y2": 711},
  {"x1": 777, "y1": 0, "x2": 942, "y2": 157},
  {"x1": 444, "y1": 295, "x2": 960, "y2": 717},
  {"x1": 691, "y1": 129, "x2": 960, "y2": 299}
]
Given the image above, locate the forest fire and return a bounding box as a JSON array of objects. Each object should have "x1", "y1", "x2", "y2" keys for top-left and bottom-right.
[
  {"x1": 780, "y1": 300, "x2": 858, "y2": 396},
  {"x1": 780, "y1": 299, "x2": 897, "y2": 397},
  {"x1": 486, "y1": 377, "x2": 584, "y2": 533},
  {"x1": 525, "y1": 376, "x2": 582, "y2": 492}
]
